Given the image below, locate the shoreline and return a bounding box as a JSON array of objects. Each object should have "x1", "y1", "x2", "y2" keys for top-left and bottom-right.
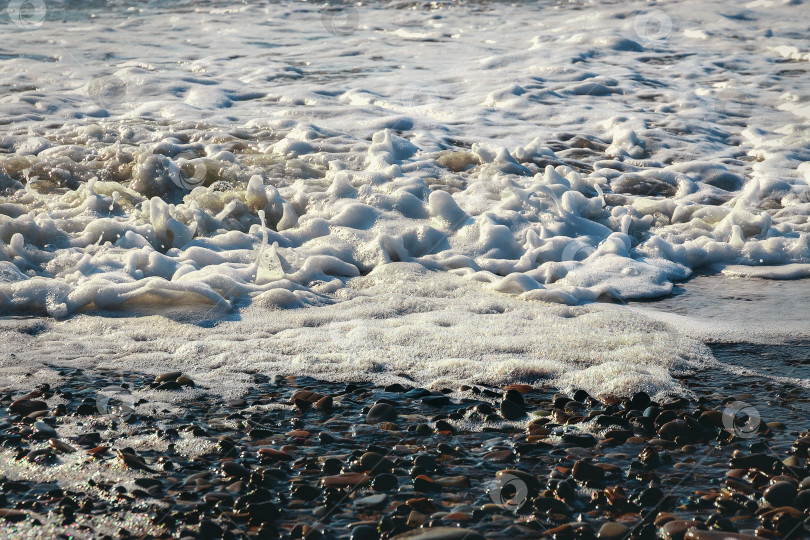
[{"x1": 1, "y1": 366, "x2": 809, "y2": 539}]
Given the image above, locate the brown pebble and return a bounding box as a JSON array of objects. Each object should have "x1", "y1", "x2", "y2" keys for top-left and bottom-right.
[
  {"x1": 504, "y1": 384, "x2": 532, "y2": 394},
  {"x1": 597, "y1": 522, "x2": 629, "y2": 539},
  {"x1": 221, "y1": 460, "x2": 250, "y2": 478},
  {"x1": 661, "y1": 520, "x2": 705, "y2": 540},
  {"x1": 118, "y1": 450, "x2": 157, "y2": 472},
  {"x1": 314, "y1": 396, "x2": 333, "y2": 410},
  {"x1": 290, "y1": 390, "x2": 323, "y2": 403},
  {"x1": 483, "y1": 449, "x2": 515, "y2": 463},
  {"x1": 406, "y1": 510, "x2": 427, "y2": 527},
  {"x1": 0, "y1": 508, "x2": 27, "y2": 522},
  {"x1": 155, "y1": 371, "x2": 182, "y2": 383},
  {"x1": 321, "y1": 472, "x2": 370, "y2": 488},
  {"x1": 8, "y1": 399, "x2": 48, "y2": 415},
  {"x1": 257, "y1": 448, "x2": 293, "y2": 462}
]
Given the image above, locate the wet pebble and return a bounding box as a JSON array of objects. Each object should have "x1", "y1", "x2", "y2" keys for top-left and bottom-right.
[
  {"x1": 33, "y1": 421, "x2": 57, "y2": 438},
  {"x1": 390, "y1": 527, "x2": 485, "y2": 540},
  {"x1": 597, "y1": 522, "x2": 629, "y2": 539},
  {"x1": 762, "y1": 481, "x2": 797, "y2": 507},
  {"x1": 366, "y1": 402, "x2": 397, "y2": 423},
  {"x1": 8, "y1": 399, "x2": 48, "y2": 415},
  {"x1": 499, "y1": 399, "x2": 526, "y2": 420}
]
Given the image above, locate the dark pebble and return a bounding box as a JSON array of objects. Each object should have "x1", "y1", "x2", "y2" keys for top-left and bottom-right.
[
  {"x1": 504, "y1": 389, "x2": 524, "y2": 407},
  {"x1": 199, "y1": 519, "x2": 224, "y2": 539},
  {"x1": 562, "y1": 433, "x2": 597, "y2": 447},
  {"x1": 221, "y1": 461, "x2": 250, "y2": 478},
  {"x1": 366, "y1": 403, "x2": 397, "y2": 423},
  {"x1": 763, "y1": 481, "x2": 797, "y2": 507},
  {"x1": 500, "y1": 399, "x2": 526, "y2": 420},
  {"x1": 421, "y1": 395, "x2": 451, "y2": 407},
  {"x1": 8, "y1": 399, "x2": 48, "y2": 415},
  {"x1": 372, "y1": 473, "x2": 398, "y2": 491},
  {"x1": 630, "y1": 391, "x2": 651, "y2": 410},
  {"x1": 572, "y1": 460, "x2": 604, "y2": 483},
  {"x1": 351, "y1": 524, "x2": 379, "y2": 540},
  {"x1": 658, "y1": 419, "x2": 691, "y2": 441}
]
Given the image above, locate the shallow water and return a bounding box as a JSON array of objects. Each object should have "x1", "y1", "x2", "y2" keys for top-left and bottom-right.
[{"x1": 0, "y1": 0, "x2": 809, "y2": 397}]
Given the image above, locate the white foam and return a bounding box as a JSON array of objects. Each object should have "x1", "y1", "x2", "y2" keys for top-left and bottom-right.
[
  {"x1": 0, "y1": 263, "x2": 711, "y2": 400},
  {"x1": 0, "y1": 0, "x2": 808, "y2": 394}
]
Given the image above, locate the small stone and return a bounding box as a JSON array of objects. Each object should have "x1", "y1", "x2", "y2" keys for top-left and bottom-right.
[
  {"x1": 630, "y1": 391, "x2": 651, "y2": 410},
  {"x1": 572, "y1": 460, "x2": 605, "y2": 483},
  {"x1": 366, "y1": 403, "x2": 397, "y2": 423},
  {"x1": 763, "y1": 481, "x2": 797, "y2": 507},
  {"x1": 483, "y1": 449, "x2": 514, "y2": 463},
  {"x1": 654, "y1": 512, "x2": 678, "y2": 527},
  {"x1": 421, "y1": 395, "x2": 451, "y2": 407},
  {"x1": 505, "y1": 384, "x2": 532, "y2": 394},
  {"x1": 290, "y1": 390, "x2": 323, "y2": 403},
  {"x1": 76, "y1": 403, "x2": 96, "y2": 415},
  {"x1": 573, "y1": 389, "x2": 590, "y2": 402},
  {"x1": 698, "y1": 410, "x2": 725, "y2": 428},
  {"x1": 294, "y1": 398, "x2": 311, "y2": 411},
  {"x1": 26, "y1": 448, "x2": 55, "y2": 463},
  {"x1": 504, "y1": 389, "x2": 524, "y2": 407},
  {"x1": 258, "y1": 447, "x2": 293, "y2": 462},
  {"x1": 322, "y1": 473, "x2": 370, "y2": 488},
  {"x1": 359, "y1": 452, "x2": 394, "y2": 473},
  {"x1": 371, "y1": 473, "x2": 398, "y2": 491},
  {"x1": 156, "y1": 381, "x2": 182, "y2": 391},
  {"x1": 355, "y1": 493, "x2": 387, "y2": 508},
  {"x1": 33, "y1": 421, "x2": 57, "y2": 438},
  {"x1": 118, "y1": 450, "x2": 157, "y2": 472},
  {"x1": 246, "y1": 500, "x2": 280, "y2": 520},
  {"x1": 390, "y1": 527, "x2": 485, "y2": 540},
  {"x1": 291, "y1": 483, "x2": 321, "y2": 501},
  {"x1": 500, "y1": 399, "x2": 526, "y2": 420},
  {"x1": 403, "y1": 388, "x2": 431, "y2": 399},
  {"x1": 658, "y1": 419, "x2": 691, "y2": 441},
  {"x1": 562, "y1": 433, "x2": 597, "y2": 447},
  {"x1": 351, "y1": 525, "x2": 379, "y2": 540},
  {"x1": 0, "y1": 508, "x2": 27, "y2": 522},
  {"x1": 407, "y1": 510, "x2": 428, "y2": 528},
  {"x1": 8, "y1": 399, "x2": 48, "y2": 415},
  {"x1": 436, "y1": 476, "x2": 470, "y2": 488},
  {"x1": 639, "y1": 446, "x2": 660, "y2": 468},
  {"x1": 87, "y1": 445, "x2": 109, "y2": 457},
  {"x1": 661, "y1": 520, "x2": 705, "y2": 540},
  {"x1": 413, "y1": 474, "x2": 440, "y2": 492},
  {"x1": 637, "y1": 487, "x2": 664, "y2": 507},
  {"x1": 221, "y1": 461, "x2": 250, "y2": 478},
  {"x1": 684, "y1": 532, "x2": 760, "y2": 540},
  {"x1": 249, "y1": 428, "x2": 273, "y2": 439},
  {"x1": 495, "y1": 469, "x2": 540, "y2": 496},
  {"x1": 199, "y1": 519, "x2": 223, "y2": 539},
  {"x1": 176, "y1": 375, "x2": 195, "y2": 387},
  {"x1": 314, "y1": 396, "x2": 333, "y2": 410},
  {"x1": 597, "y1": 522, "x2": 629, "y2": 539},
  {"x1": 48, "y1": 438, "x2": 76, "y2": 453},
  {"x1": 155, "y1": 371, "x2": 182, "y2": 383}
]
